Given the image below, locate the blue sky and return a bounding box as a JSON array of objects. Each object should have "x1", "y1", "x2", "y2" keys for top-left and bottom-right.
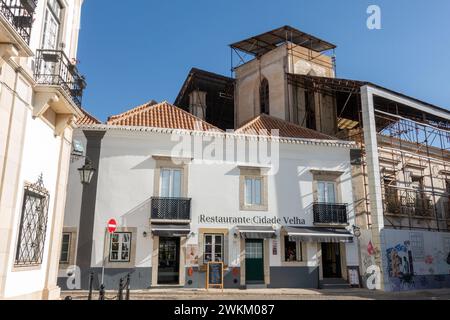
[{"x1": 77, "y1": 0, "x2": 450, "y2": 121}]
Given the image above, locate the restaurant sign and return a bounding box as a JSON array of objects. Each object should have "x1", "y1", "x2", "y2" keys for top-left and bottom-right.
[{"x1": 198, "y1": 215, "x2": 306, "y2": 226}]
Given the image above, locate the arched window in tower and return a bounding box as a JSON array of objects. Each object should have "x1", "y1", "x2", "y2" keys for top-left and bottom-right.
[{"x1": 260, "y1": 78, "x2": 270, "y2": 115}]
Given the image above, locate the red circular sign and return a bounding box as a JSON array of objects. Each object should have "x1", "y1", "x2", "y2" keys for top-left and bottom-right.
[{"x1": 107, "y1": 219, "x2": 117, "y2": 234}]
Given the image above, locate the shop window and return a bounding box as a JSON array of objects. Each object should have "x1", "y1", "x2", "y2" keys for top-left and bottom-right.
[
  {"x1": 15, "y1": 177, "x2": 50, "y2": 267},
  {"x1": 204, "y1": 234, "x2": 223, "y2": 264},
  {"x1": 284, "y1": 236, "x2": 303, "y2": 262},
  {"x1": 60, "y1": 233, "x2": 71, "y2": 263},
  {"x1": 109, "y1": 232, "x2": 132, "y2": 263}
]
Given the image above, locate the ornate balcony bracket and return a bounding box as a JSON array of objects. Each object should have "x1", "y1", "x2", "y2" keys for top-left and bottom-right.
[
  {"x1": 33, "y1": 91, "x2": 59, "y2": 118},
  {"x1": 0, "y1": 43, "x2": 18, "y2": 66},
  {"x1": 54, "y1": 114, "x2": 75, "y2": 137}
]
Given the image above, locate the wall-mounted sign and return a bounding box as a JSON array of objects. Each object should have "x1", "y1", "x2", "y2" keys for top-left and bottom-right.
[
  {"x1": 206, "y1": 262, "x2": 224, "y2": 290},
  {"x1": 199, "y1": 215, "x2": 305, "y2": 226},
  {"x1": 272, "y1": 240, "x2": 278, "y2": 256}
]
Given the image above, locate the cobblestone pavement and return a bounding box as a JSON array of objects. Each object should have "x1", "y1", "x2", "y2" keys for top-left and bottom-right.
[{"x1": 62, "y1": 288, "x2": 450, "y2": 300}]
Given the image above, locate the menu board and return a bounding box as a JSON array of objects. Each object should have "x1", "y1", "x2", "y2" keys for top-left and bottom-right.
[
  {"x1": 348, "y1": 267, "x2": 361, "y2": 287},
  {"x1": 206, "y1": 262, "x2": 224, "y2": 290}
]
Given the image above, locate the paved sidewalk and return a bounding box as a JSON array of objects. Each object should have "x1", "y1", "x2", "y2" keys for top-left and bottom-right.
[{"x1": 62, "y1": 288, "x2": 450, "y2": 300}]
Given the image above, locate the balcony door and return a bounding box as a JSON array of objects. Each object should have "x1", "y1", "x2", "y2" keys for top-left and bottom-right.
[
  {"x1": 39, "y1": 0, "x2": 62, "y2": 82},
  {"x1": 160, "y1": 168, "x2": 182, "y2": 198},
  {"x1": 317, "y1": 181, "x2": 336, "y2": 204}
]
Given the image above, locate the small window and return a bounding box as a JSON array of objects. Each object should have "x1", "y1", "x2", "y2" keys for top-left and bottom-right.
[
  {"x1": 109, "y1": 233, "x2": 132, "y2": 263},
  {"x1": 260, "y1": 78, "x2": 270, "y2": 115},
  {"x1": 60, "y1": 233, "x2": 71, "y2": 263},
  {"x1": 245, "y1": 177, "x2": 262, "y2": 206},
  {"x1": 284, "y1": 236, "x2": 303, "y2": 262},
  {"x1": 160, "y1": 168, "x2": 182, "y2": 198},
  {"x1": 204, "y1": 234, "x2": 223, "y2": 264}
]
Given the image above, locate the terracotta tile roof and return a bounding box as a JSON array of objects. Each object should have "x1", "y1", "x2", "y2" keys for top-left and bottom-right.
[
  {"x1": 106, "y1": 101, "x2": 223, "y2": 132},
  {"x1": 235, "y1": 114, "x2": 336, "y2": 140},
  {"x1": 76, "y1": 108, "x2": 101, "y2": 125}
]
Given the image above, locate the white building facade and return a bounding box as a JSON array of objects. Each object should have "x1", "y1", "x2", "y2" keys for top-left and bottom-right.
[
  {"x1": 0, "y1": 0, "x2": 85, "y2": 299},
  {"x1": 59, "y1": 102, "x2": 359, "y2": 290}
]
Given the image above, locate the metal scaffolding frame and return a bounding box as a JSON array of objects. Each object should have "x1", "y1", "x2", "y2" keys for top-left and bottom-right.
[{"x1": 290, "y1": 75, "x2": 450, "y2": 232}]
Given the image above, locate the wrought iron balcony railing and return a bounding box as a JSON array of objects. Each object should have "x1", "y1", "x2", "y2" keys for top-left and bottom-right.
[
  {"x1": 384, "y1": 188, "x2": 435, "y2": 217},
  {"x1": 34, "y1": 49, "x2": 86, "y2": 107},
  {"x1": 0, "y1": 0, "x2": 37, "y2": 44},
  {"x1": 313, "y1": 203, "x2": 348, "y2": 225},
  {"x1": 151, "y1": 197, "x2": 191, "y2": 221}
]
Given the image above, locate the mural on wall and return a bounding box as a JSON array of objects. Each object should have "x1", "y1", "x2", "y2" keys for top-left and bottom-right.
[
  {"x1": 186, "y1": 245, "x2": 199, "y2": 267},
  {"x1": 386, "y1": 241, "x2": 415, "y2": 290},
  {"x1": 383, "y1": 231, "x2": 450, "y2": 291}
]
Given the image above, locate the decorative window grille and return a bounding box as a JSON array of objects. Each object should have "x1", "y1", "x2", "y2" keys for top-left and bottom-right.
[{"x1": 15, "y1": 175, "x2": 50, "y2": 266}]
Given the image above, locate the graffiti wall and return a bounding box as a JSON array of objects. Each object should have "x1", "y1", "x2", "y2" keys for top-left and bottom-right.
[
  {"x1": 381, "y1": 229, "x2": 450, "y2": 291},
  {"x1": 359, "y1": 229, "x2": 379, "y2": 289}
]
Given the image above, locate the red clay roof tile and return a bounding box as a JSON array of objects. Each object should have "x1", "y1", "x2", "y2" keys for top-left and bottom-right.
[{"x1": 235, "y1": 114, "x2": 336, "y2": 140}]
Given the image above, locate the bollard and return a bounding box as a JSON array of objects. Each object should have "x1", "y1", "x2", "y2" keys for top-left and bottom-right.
[
  {"x1": 99, "y1": 284, "x2": 106, "y2": 300},
  {"x1": 118, "y1": 278, "x2": 124, "y2": 300},
  {"x1": 125, "y1": 274, "x2": 131, "y2": 301},
  {"x1": 88, "y1": 272, "x2": 94, "y2": 301}
]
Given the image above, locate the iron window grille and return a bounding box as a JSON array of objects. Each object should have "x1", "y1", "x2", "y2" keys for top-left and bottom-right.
[
  {"x1": 34, "y1": 49, "x2": 86, "y2": 107},
  {"x1": 0, "y1": 0, "x2": 37, "y2": 45},
  {"x1": 15, "y1": 174, "x2": 50, "y2": 267}
]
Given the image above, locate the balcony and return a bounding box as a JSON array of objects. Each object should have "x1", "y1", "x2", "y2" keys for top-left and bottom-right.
[
  {"x1": 151, "y1": 197, "x2": 191, "y2": 222},
  {"x1": 385, "y1": 189, "x2": 435, "y2": 217},
  {"x1": 313, "y1": 203, "x2": 348, "y2": 225},
  {"x1": 34, "y1": 49, "x2": 86, "y2": 107},
  {"x1": 0, "y1": 0, "x2": 36, "y2": 46}
]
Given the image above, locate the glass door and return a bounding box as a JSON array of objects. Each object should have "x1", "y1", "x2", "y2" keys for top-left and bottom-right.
[
  {"x1": 158, "y1": 237, "x2": 180, "y2": 285},
  {"x1": 317, "y1": 181, "x2": 336, "y2": 204}
]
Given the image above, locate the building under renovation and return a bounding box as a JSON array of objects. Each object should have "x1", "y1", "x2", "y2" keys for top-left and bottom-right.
[{"x1": 175, "y1": 25, "x2": 450, "y2": 291}]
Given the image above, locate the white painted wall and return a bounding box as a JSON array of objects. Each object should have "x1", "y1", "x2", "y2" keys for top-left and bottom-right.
[
  {"x1": 3, "y1": 110, "x2": 62, "y2": 297},
  {"x1": 0, "y1": 0, "x2": 83, "y2": 299},
  {"x1": 64, "y1": 128, "x2": 357, "y2": 271}
]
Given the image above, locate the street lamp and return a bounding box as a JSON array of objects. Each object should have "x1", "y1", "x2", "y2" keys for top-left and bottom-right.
[
  {"x1": 78, "y1": 157, "x2": 96, "y2": 185},
  {"x1": 353, "y1": 225, "x2": 362, "y2": 238}
]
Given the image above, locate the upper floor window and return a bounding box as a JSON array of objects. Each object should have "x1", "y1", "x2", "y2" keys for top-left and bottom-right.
[
  {"x1": 160, "y1": 168, "x2": 182, "y2": 198},
  {"x1": 15, "y1": 177, "x2": 50, "y2": 267},
  {"x1": 317, "y1": 181, "x2": 336, "y2": 204},
  {"x1": 260, "y1": 78, "x2": 270, "y2": 115},
  {"x1": 240, "y1": 167, "x2": 268, "y2": 211},
  {"x1": 245, "y1": 177, "x2": 262, "y2": 206}
]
